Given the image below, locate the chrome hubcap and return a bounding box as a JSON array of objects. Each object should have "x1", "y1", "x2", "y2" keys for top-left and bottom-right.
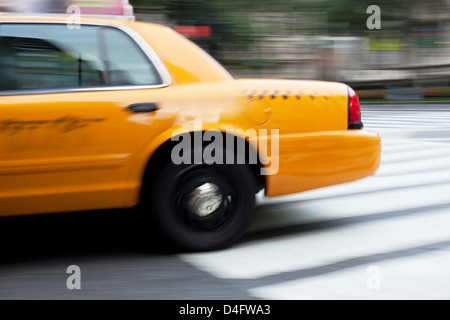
[{"x1": 188, "y1": 183, "x2": 223, "y2": 217}]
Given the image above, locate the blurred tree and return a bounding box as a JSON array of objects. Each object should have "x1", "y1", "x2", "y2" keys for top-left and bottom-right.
[
  {"x1": 164, "y1": 0, "x2": 258, "y2": 62},
  {"x1": 130, "y1": 0, "x2": 450, "y2": 38},
  {"x1": 130, "y1": 0, "x2": 166, "y2": 6},
  {"x1": 130, "y1": 0, "x2": 450, "y2": 81}
]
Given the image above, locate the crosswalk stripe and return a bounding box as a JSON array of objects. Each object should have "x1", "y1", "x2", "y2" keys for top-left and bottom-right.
[
  {"x1": 379, "y1": 142, "x2": 436, "y2": 152},
  {"x1": 380, "y1": 146, "x2": 450, "y2": 163},
  {"x1": 376, "y1": 156, "x2": 450, "y2": 176},
  {"x1": 248, "y1": 247, "x2": 450, "y2": 299}
]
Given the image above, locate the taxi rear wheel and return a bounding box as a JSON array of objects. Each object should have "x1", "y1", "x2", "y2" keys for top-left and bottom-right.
[{"x1": 145, "y1": 160, "x2": 256, "y2": 252}]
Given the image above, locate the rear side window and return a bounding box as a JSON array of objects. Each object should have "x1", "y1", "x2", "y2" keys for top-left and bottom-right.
[
  {"x1": 103, "y1": 27, "x2": 162, "y2": 86},
  {"x1": 0, "y1": 23, "x2": 163, "y2": 93}
]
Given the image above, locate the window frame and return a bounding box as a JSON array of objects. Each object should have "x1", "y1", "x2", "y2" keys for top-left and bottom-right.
[{"x1": 0, "y1": 21, "x2": 172, "y2": 96}]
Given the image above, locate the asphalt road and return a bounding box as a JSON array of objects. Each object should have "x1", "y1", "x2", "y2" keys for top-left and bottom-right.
[{"x1": 1, "y1": 106, "x2": 450, "y2": 300}]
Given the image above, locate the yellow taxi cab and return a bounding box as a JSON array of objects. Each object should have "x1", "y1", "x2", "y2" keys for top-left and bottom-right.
[{"x1": 0, "y1": 14, "x2": 381, "y2": 251}]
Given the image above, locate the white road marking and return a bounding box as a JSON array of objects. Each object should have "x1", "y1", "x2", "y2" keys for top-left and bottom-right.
[{"x1": 249, "y1": 250, "x2": 450, "y2": 299}]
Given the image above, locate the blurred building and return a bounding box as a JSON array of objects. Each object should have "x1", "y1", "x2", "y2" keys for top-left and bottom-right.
[
  {"x1": 133, "y1": 2, "x2": 450, "y2": 98},
  {"x1": 0, "y1": 0, "x2": 65, "y2": 13}
]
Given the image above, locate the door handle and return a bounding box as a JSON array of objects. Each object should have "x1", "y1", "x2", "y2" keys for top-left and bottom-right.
[{"x1": 127, "y1": 103, "x2": 159, "y2": 113}]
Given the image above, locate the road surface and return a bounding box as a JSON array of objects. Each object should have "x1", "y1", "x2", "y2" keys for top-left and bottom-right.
[{"x1": 1, "y1": 106, "x2": 450, "y2": 299}]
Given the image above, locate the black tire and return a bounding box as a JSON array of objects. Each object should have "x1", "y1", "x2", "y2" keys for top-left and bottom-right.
[{"x1": 144, "y1": 153, "x2": 256, "y2": 252}]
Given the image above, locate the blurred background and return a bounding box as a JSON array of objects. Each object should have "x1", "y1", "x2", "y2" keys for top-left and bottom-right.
[
  {"x1": 2, "y1": 0, "x2": 450, "y2": 101},
  {"x1": 130, "y1": 0, "x2": 450, "y2": 102}
]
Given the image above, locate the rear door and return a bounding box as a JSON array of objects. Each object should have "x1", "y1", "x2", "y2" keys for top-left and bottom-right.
[{"x1": 0, "y1": 22, "x2": 172, "y2": 216}]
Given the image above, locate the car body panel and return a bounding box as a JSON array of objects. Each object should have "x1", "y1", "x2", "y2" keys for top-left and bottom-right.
[{"x1": 263, "y1": 130, "x2": 381, "y2": 196}]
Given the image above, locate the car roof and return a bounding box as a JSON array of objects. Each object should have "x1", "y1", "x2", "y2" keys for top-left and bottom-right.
[{"x1": 0, "y1": 14, "x2": 162, "y2": 29}]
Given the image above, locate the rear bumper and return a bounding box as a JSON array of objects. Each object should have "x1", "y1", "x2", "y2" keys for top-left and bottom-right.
[{"x1": 265, "y1": 129, "x2": 381, "y2": 197}]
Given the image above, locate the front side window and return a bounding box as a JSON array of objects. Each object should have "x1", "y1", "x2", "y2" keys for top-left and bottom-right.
[{"x1": 0, "y1": 23, "x2": 163, "y2": 93}]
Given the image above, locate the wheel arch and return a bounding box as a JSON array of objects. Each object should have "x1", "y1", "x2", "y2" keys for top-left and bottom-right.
[{"x1": 137, "y1": 130, "x2": 266, "y2": 207}]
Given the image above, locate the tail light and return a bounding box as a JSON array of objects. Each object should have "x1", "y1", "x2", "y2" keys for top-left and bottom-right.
[{"x1": 348, "y1": 86, "x2": 363, "y2": 129}]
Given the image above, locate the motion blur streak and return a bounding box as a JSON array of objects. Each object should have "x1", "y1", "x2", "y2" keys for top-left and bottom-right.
[{"x1": 130, "y1": 0, "x2": 450, "y2": 101}]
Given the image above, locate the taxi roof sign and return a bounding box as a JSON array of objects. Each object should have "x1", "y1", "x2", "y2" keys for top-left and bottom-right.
[
  {"x1": 75, "y1": 0, "x2": 133, "y2": 16},
  {"x1": 0, "y1": 0, "x2": 134, "y2": 18}
]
